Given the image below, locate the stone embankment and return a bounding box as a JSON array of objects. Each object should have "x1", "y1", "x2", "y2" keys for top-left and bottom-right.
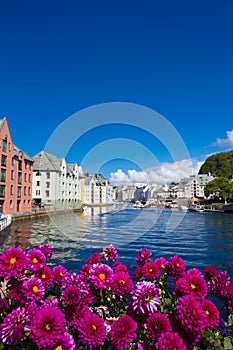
[{"x1": 12, "y1": 206, "x2": 83, "y2": 222}]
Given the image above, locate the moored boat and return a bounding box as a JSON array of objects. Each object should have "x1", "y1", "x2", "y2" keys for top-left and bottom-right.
[{"x1": 0, "y1": 214, "x2": 12, "y2": 232}]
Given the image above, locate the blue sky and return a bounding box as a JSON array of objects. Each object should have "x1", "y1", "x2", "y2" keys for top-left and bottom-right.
[{"x1": 1, "y1": 0, "x2": 233, "y2": 185}]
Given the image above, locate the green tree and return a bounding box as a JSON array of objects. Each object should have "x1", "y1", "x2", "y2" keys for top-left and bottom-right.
[{"x1": 204, "y1": 177, "x2": 233, "y2": 203}]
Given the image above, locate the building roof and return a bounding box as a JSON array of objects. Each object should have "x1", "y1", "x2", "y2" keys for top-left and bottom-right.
[
  {"x1": 32, "y1": 151, "x2": 63, "y2": 171},
  {"x1": 14, "y1": 145, "x2": 34, "y2": 162}
]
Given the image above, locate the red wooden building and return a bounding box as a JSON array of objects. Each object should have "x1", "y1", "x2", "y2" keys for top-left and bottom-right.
[{"x1": 0, "y1": 118, "x2": 33, "y2": 214}]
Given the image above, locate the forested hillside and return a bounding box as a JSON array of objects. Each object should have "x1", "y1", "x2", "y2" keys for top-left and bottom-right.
[{"x1": 198, "y1": 150, "x2": 233, "y2": 178}]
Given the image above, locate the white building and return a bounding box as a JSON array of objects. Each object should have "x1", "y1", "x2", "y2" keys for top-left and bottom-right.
[
  {"x1": 32, "y1": 151, "x2": 83, "y2": 208},
  {"x1": 84, "y1": 173, "x2": 113, "y2": 205},
  {"x1": 185, "y1": 174, "x2": 215, "y2": 199}
]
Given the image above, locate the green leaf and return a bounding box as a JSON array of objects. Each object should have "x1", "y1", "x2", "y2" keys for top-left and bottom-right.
[{"x1": 224, "y1": 337, "x2": 233, "y2": 350}]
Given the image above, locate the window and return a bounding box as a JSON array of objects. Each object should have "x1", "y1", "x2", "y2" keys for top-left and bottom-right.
[
  {"x1": 36, "y1": 181, "x2": 40, "y2": 186},
  {"x1": 36, "y1": 171, "x2": 41, "y2": 176},
  {"x1": 24, "y1": 173, "x2": 27, "y2": 182},
  {"x1": 12, "y1": 158, "x2": 15, "y2": 166},
  {"x1": 18, "y1": 173, "x2": 22, "y2": 184},
  {"x1": 46, "y1": 182, "x2": 50, "y2": 188},
  {"x1": 36, "y1": 190, "x2": 40, "y2": 195},
  {"x1": 10, "y1": 185, "x2": 13, "y2": 195},
  {"x1": 0, "y1": 185, "x2": 5, "y2": 197},
  {"x1": 28, "y1": 187, "x2": 31, "y2": 195},
  {"x1": 11, "y1": 170, "x2": 14, "y2": 180},
  {"x1": 0, "y1": 169, "x2": 6, "y2": 182},
  {"x1": 1, "y1": 155, "x2": 6, "y2": 167},
  {"x1": 10, "y1": 200, "x2": 13, "y2": 208},
  {"x1": 46, "y1": 172, "x2": 50, "y2": 179},
  {"x1": 24, "y1": 186, "x2": 27, "y2": 195},
  {"x1": 45, "y1": 190, "x2": 49, "y2": 197},
  {"x1": 17, "y1": 187, "x2": 21, "y2": 198},
  {"x1": 2, "y1": 139, "x2": 7, "y2": 152},
  {"x1": 18, "y1": 160, "x2": 22, "y2": 171},
  {"x1": 28, "y1": 174, "x2": 31, "y2": 182}
]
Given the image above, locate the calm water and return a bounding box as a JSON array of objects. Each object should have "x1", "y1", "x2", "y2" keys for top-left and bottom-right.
[{"x1": 1, "y1": 205, "x2": 233, "y2": 278}]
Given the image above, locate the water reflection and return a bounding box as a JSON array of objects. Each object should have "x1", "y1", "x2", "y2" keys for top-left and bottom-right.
[{"x1": 1, "y1": 207, "x2": 233, "y2": 278}]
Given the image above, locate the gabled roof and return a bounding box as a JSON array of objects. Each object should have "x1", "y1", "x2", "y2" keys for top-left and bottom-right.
[
  {"x1": 14, "y1": 145, "x2": 33, "y2": 162},
  {"x1": 32, "y1": 151, "x2": 63, "y2": 171}
]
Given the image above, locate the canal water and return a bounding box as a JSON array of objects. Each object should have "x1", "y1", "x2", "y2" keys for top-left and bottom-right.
[{"x1": 1, "y1": 205, "x2": 233, "y2": 279}]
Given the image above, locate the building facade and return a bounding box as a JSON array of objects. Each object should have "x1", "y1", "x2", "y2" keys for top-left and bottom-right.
[
  {"x1": 84, "y1": 173, "x2": 113, "y2": 205},
  {"x1": 0, "y1": 118, "x2": 33, "y2": 214},
  {"x1": 32, "y1": 151, "x2": 83, "y2": 208}
]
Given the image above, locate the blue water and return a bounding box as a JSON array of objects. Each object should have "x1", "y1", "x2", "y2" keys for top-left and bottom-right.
[{"x1": 1, "y1": 205, "x2": 233, "y2": 279}]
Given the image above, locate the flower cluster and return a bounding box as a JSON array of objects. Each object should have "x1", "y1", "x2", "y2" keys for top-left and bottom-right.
[{"x1": 0, "y1": 243, "x2": 233, "y2": 349}]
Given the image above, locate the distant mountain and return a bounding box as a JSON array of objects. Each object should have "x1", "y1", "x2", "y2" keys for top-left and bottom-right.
[{"x1": 198, "y1": 150, "x2": 233, "y2": 178}]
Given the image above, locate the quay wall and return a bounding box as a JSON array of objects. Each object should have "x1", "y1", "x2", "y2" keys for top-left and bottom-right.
[{"x1": 12, "y1": 207, "x2": 83, "y2": 222}]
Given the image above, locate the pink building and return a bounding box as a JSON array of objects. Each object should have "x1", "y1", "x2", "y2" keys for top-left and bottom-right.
[{"x1": 0, "y1": 118, "x2": 33, "y2": 214}]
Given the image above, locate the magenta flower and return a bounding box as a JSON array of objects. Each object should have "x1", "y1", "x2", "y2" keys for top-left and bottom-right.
[
  {"x1": 0, "y1": 297, "x2": 9, "y2": 313},
  {"x1": 36, "y1": 265, "x2": 53, "y2": 287},
  {"x1": 67, "y1": 303, "x2": 90, "y2": 331},
  {"x1": 155, "y1": 332, "x2": 187, "y2": 350},
  {"x1": 167, "y1": 255, "x2": 186, "y2": 279},
  {"x1": 142, "y1": 261, "x2": 160, "y2": 281},
  {"x1": 113, "y1": 261, "x2": 128, "y2": 273},
  {"x1": 102, "y1": 244, "x2": 119, "y2": 262},
  {"x1": 80, "y1": 263, "x2": 91, "y2": 280},
  {"x1": 154, "y1": 257, "x2": 168, "y2": 272},
  {"x1": 111, "y1": 272, "x2": 134, "y2": 296},
  {"x1": 53, "y1": 332, "x2": 76, "y2": 350},
  {"x1": 145, "y1": 312, "x2": 172, "y2": 340},
  {"x1": 136, "y1": 248, "x2": 152, "y2": 266},
  {"x1": 201, "y1": 299, "x2": 220, "y2": 329},
  {"x1": 90, "y1": 264, "x2": 114, "y2": 290},
  {"x1": 78, "y1": 312, "x2": 106, "y2": 348},
  {"x1": 0, "y1": 247, "x2": 26, "y2": 277},
  {"x1": 131, "y1": 281, "x2": 160, "y2": 315},
  {"x1": 0, "y1": 307, "x2": 30, "y2": 345},
  {"x1": 23, "y1": 277, "x2": 45, "y2": 301},
  {"x1": 30, "y1": 306, "x2": 66, "y2": 348},
  {"x1": 8, "y1": 279, "x2": 26, "y2": 305},
  {"x1": 204, "y1": 266, "x2": 230, "y2": 300},
  {"x1": 110, "y1": 314, "x2": 137, "y2": 350},
  {"x1": 133, "y1": 266, "x2": 143, "y2": 281},
  {"x1": 171, "y1": 294, "x2": 207, "y2": 347},
  {"x1": 175, "y1": 268, "x2": 208, "y2": 299},
  {"x1": 87, "y1": 252, "x2": 101, "y2": 265},
  {"x1": 26, "y1": 248, "x2": 46, "y2": 272},
  {"x1": 38, "y1": 243, "x2": 53, "y2": 259},
  {"x1": 53, "y1": 265, "x2": 68, "y2": 286}
]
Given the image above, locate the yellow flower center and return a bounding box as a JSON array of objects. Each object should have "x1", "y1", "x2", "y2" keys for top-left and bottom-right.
[
  {"x1": 99, "y1": 273, "x2": 106, "y2": 281},
  {"x1": 33, "y1": 257, "x2": 38, "y2": 264},
  {"x1": 45, "y1": 324, "x2": 50, "y2": 331},
  {"x1": 55, "y1": 346, "x2": 62, "y2": 350},
  {"x1": 191, "y1": 283, "x2": 196, "y2": 290},
  {"x1": 119, "y1": 279, "x2": 125, "y2": 285},
  {"x1": 10, "y1": 257, "x2": 16, "y2": 264},
  {"x1": 33, "y1": 286, "x2": 39, "y2": 293},
  {"x1": 206, "y1": 310, "x2": 210, "y2": 315},
  {"x1": 42, "y1": 274, "x2": 46, "y2": 279},
  {"x1": 60, "y1": 272, "x2": 63, "y2": 276},
  {"x1": 161, "y1": 264, "x2": 165, "y2": 269},
  {"x1": 149, "y1": 268, "x2": 153, "y2": 273},
  {"x1": 91, "y1": 324, "x2": 97, "y2": 331}
]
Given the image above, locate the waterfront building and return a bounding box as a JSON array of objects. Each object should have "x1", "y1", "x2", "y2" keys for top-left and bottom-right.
[
  {"x1": 184, "y1": 173, "x2": 215, "y2": 199},
  {"x1": 32, "y1": 151, "x2": 83, "y2": 208},
  {"x1": 0, "y1": 117, "x2": 33, "y2": 214},
  {"x1": 84, "y1": 173, "x2": 113, "y2": 205}
]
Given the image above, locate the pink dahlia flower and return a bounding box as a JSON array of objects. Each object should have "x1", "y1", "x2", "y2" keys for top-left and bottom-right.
[
  {"x1": 26, "y1": 248, "x2": 46, "y2": 272},
  {"x1": 136, "y1": 248, "x2": 152, "y2": 266},
  {"x1": 110, "y1": 314, "x2": 137, "y2": 350},
  {"x1": 201, "y1": 299, "x2": 220, "y2": 329},
  {"x1": 38, "y1": 243, "x2": 53, "y2": 259},
  {"x1": 145, "y1": 312, "x2": 172, "y2": 340},
  {"x1": 175, "y1": 268, "x2": 208, "y2": 299},
  {"x1": 131, "y1": 281, "x2": 160, "y2": 315},
  {"x1": 30, "y1": 306, "x2": 66, "y2": 348},
  {"x1": 78, "y1": 312, "x2": 106, "y2": 348},
  {"x1": 90, "y1": 264, "x2": 114, "y2": 290},
  {"x1": 0, "y1": 247, "x2": 26, "y2": 277},
  {"x1": 53, "y1": 265, "x2": 68, "y2": 286},
  {"x1": 36, "y1": 265, "x2": 53, "y2": 287},
  {"x1": 142, "y1": 261, "x2": 160, "y2": 281},
  {"x1": 102, "y1": 244, "x2": 119, "y2": 262},
  {"x1": 111, "y1": 272, "x2": 134, "y2": 296},
  {"x1": 155, "y1": 331, "x2": 187, "y2": 350},
  {"x1": 23, "y1": 277, "x2": 45, "y2": 302}
]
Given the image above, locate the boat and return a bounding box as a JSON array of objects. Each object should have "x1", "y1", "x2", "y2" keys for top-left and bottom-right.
[
  {"x1": 188, "y1": 204, "x2": 205, "y2": 212},
  {"x1": 0, "y1": 214, "x2": 12, "y2": 232},
  {"x1": 179, "y1": 205, "x2": 189, "y2": 212},
  {"x1": 223, "y1": 204, "x2": 233, "y2": 213},
  {"x1": 133, "y1": 201, "x2": 145, "y2": 208}
]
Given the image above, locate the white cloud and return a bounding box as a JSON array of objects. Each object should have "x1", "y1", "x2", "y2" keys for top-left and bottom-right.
[
  {"x1": 214, "y1": 129, "x2": 233, "y2": 147},
  {"x1": 110, "y1": 159, "x2": 202, "y2": 186}
]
